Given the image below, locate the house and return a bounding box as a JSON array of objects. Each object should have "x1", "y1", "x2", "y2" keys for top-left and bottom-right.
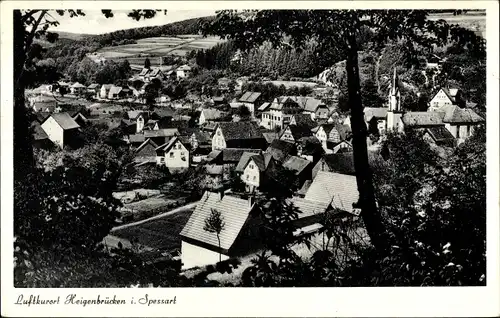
[
  {"x1": 238, "y1": 91, "x2": 263, "y2": 116},
  {"x1": 127, "y1": 133, "x2": 146, "y2": 147},
  {"x1": 282, "y1": 155, "x2": 313, "y2": 189},
  {"x1": 265, "y1": 139, "x2": 297, "y2": 162},
  {"x1": 180, "y1": 191, "x2": 259, "y2": 269},
  {"x1": 239, "y1": 152, "x2": 279, "y2": 193},
  {"x1": 261, "y1": 96, "x2": 302, "y2": 130},
  {"x1": 40, "y1": 112, "x2": 80, "y2": 149},
  {"x1": 155, "y1": 136, "x2": 190, "y2": 170},
  {"x1": 288, "y1": 170, "x2": 360, "y2": 231},
  {"x1": 312, "y1": 152, "x2": 356, "y2": 179},
  {"x1": 331, "y1": 140, "x2": 353, "y2": 154},
  {"x1": 315, "y1": 123, "x2": 352, "y2": 152},
  {"x1": 212, "y1": 122, "x2": 267, "y2": 151},
  {"x1": 32, "y1": 101, "x2": 60, "y2": 113},
  {"x1": 262, "y1": 131, "x2": 280, "y2": 145},
  {"x1": 68, "y1": 110, "x2": 88, "y2": 127},
  {"x1": 280, "y1": 124, "x2": 313, "y2": 143},
  {"x1": 108, "y1": 86, "x2": 123, "y2": 100},
  {"x1": 428, "y1": 87, "x2": 466, "y2": 111},
  {"x1": 207, "y1": 148, "x2": 261, "y2": 167},
  {"x1": 70, "y1": 82, "x2": 86, "y2": 95},
  {"x1": 289, "y1": 113, "x2": 317, "y2": 130},
  {"x1": 363, "y1": 107, "x2": 389, "y2": 135},
  {"x1": 289, "y1": 96, "x2": 329, "y2": 120},
  {"x1": 87, "y1": 83, "x2": 101, "y2": 97},
  {"x1": 100, "y1": 84, "x2": 113, "y2": 99},
  {"x1": 257, "y1": 102, "x2": 271, "y2": 113},
  {"x1": 127, "y1": 110, "x2": 149, "y2": 133},
  {"x1": 134, "y1": 138, "x2": 159, "y2": 163},
  {"x1": 217, "y1": 77, "x2": 232, "y2": 91},
  {"x1": 199, "y1": 108, "x2": 225, "y2": 126},
  {"x1": 176, "y1": 65, "x2": 192, "y2": 79}
]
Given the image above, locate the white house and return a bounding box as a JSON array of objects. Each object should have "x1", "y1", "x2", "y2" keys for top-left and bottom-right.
[
  {"x1": 108, "y1": 86, "x2": 123, "y2": 100},
  {"x1": 100, "y1": 84, "x2": 113, "y2": 99},
  {"x1": 199, "y1": 108, "x2": 224, "y2": 126},
  {"x1": 127, "y1": 110, "x2": 148, "y2": 133},
  {"x1": 238, "y1": 152, "x2": 277, "y2": 193},
  {"x1": 155, "y1": 136, "x2": 189, "y2": 170},
  {"x1": 428, "y1": 87, "x2": 465, "y2": 111},
  {"x1": 180, "y1": 191, "x2": 258, "y2": 269},
  {"x1": 261, "y1": 96, "x2": 302, "y2": 130},
  {"x1": 176, "y1": 65, "x2": 192, "y2": 79},
  {"x1": 40, "y1": 112, "x2": 80, "y2": 148}
]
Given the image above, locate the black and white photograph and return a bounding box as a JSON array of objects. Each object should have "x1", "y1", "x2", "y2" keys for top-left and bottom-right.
[{"x1": 1, "y1": 1, "x2": 499, "y2": 317}]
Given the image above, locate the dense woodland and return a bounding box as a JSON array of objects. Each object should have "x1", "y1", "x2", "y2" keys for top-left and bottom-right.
[{"x1": 14, "y1": 10, "x2": 487, "y2": 289}]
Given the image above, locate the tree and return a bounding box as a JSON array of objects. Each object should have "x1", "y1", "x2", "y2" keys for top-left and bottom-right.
[
  {"x1": 236, "y1": 105, "x2": 251, "y2": 121},
  {"x1": 202, "y1": 9, "x2": 485, "y2": 252},
  {"x1": 144, "y1": 57, "x2": 151, "y2": 69},
  {"x1": 203, "y1": 209, "x2": 226, "y2": 262}
]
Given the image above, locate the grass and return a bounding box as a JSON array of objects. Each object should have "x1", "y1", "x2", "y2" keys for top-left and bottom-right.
[{"x1": 111, "y1": 208, "x2": 194, "y2": 252}]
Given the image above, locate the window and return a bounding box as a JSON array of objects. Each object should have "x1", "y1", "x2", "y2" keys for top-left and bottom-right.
[
  {"x1": 170, "y1": 152, "x2": 174, "y2": 158},
  {"x1": 160, "y1": 157, "x2": 165, "y2": 163},
  {"x1": 456, "y1": 125, "x2": 460, "y2": 138},
  {"x1": 253, "y1": 176, "x2": 256, "y2": 181},
  {"x1": 246, "y1": 174, "x2": 249, "y2": 180},
  {"x1": 249, "y1": 164, "x2": 254, "y2": 169}
]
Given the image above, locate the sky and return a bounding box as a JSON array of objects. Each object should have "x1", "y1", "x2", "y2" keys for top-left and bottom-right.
[{"x1": 51, "y1": 10, "x2": 217, "y2": 35}]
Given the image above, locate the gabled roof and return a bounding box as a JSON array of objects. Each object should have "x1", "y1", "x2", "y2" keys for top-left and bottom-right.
[
  {"x1": 87, "y1": 83, "x2": 100, "y2": 89},
  {"x1": 155, "y1": 136, "x2": 185, "y2": 153},
  {"x1": 305, "y1": 171, "x2": 359, "y2": 215},
  {"x1": 101, "y1": 84, "x2": 113, "y2": 90},
  {"x1": 298, "y1": 136, "x2": 325, "y2": 156},
  {"x1": 235, "y1": 151, "x2": 259, "y2": 172},
  {"x1": 239, "y1": 91, "x2": 262, "y2": 103},
  {"x1": 153, "y1": 107, "x2": 175, "y2": 119},
  {"x1": 135, "y1": 138, "x2": 159, "y2": 152},
  {"x1": 177, "y1": 65, "x2": 192, "y2": 71},
  {"x1": 71, "y1": 82, "x2": 85, "y2": 88},
  {"x1": 288, "y1": 197, "x2": 329, "y2": 219},
  {"x1": 221, "y1": 148, "x2": 261, "y2": 163},
  {"x1": 202, "y1": 108, "x2": 224, "y2": 121},
  {"x1": 249, "y1": 152, "x2": 274, "y2": 172},
  {"x1": 127, "y1": 110, "x2": 145, "y2": 120},
  {"x1": 44, "y1": 112, "x2": 80, "y2": 130},
  {"x1": 109, "y1": 86, "x2": 123, "y2": 95},
  {"x1": 291, "y1": 114, "x2": 317, "y2": 129},
  {"x1": 364, "y1": 107, "x2": 388, "y2": 122},
  {"x1": 318, "y1": 153, "x2": 356, "y2": 175},
  {"x1": 402, "y1": 112, "x2": 445, "y2": 127},
  {"x1": 217, "y1": 122, "x2": 265, "y2": 141},
  {"x1": 149, "y1": 68, "x2": 163, "y2": 77},
  {"x1": 180, "y1": 191, "x2": 255, "y2": 251},
  {"x1": 282, "y1": 155, "x2": 311, "y2": 175},
  {"x1": 202, "y1": 121, "x2": 218, "y2": 131},
  {"x1": 287, "y1": 96, "x2": 325, "y2": 113},
  {"x1": 144, "y1": 128, "x2": 179, "y2": 138},
  {"x1": 319, "y1": 123, "x2": 336, "y2": 135},
  {"x1": 266, "y1": 139, "x2": 297, "y2": 162},
  {"x1": 258, "y1": 102, "x2": 271, "y2": 111},
  {"x1": 440, "y1": 105, "x2": 484, "y2": 124},
  {"x1": 128, "y1": 134, "x2": 146, "y2": 144},
  {"x1": 262, "y1": 131, "x2": 280, "y2": 144},
  {"x1": 270, "y1": 96, "x2": 301, "y2": 111},
  {"x1": 282, "y1": 124, "x2": 313, "y2": 140}
]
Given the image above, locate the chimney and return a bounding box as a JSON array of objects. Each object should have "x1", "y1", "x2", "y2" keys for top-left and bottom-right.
[
  {"x1": 218, "y1": 188, "x2": 224, "y2": 201},
  {"x1": 248, "y1": 195, "x2": 253, "y2": 208}
]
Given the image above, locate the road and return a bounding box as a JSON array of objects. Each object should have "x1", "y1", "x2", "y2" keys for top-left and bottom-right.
[{"x1": 111, "y1": 200, "x2": 199, "y2": 232}]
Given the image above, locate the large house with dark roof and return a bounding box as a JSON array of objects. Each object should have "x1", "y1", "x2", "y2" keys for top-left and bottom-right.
[
  {"x1": 261, "y1": 96, "x2": 303, "y2": 130},
  {"x1": 280, "y1": 124, "x2": 313, "y2": 143},
  {"x1": 428, "y1": 87, "x2": 466, "y2": 111},
  {"x1": 155, "y1": 136, "x2": 190, "y2": 170},
  {"x1": 289, "y1": 96, "x2": 329, "y2": 120},
  {"x1": 180, "y1": 191, "x2": 261, "y2": 269},
  {"x1": 238, "y1": 91, "x2": 263, "y2": 116},
  {"x1": 212, "y1": 122, "x2": 267, "y2": 151}
]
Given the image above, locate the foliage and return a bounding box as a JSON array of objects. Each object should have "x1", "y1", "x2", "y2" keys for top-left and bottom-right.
[{"x1": 204, "y1": 209, "x2": 226, "y2": 262}]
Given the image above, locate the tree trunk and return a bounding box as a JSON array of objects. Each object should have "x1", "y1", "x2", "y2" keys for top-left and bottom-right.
[
  {"x1": 13, "y1": 10, "x2": 34, "y2": 179},
  {"x1": 217, "y1": 234, "x2": 221, "y2": 262},
  {"x1": 345, "y1": 32, "x2": 387, "y2": 251}
]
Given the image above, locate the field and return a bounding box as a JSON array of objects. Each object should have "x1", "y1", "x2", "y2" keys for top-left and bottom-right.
[
  {"x1": 266, "y1": 80, "x2": 320, "y2": 89},
  {"x1": 428, "y1": 11, "x2": 486, "y2": 38},
  {"x1": 97, "y1": 35, "x2": 225, "y2": 68},
  {"x1": 111, "y1": 208, "x2": 194, "y2": 252}
]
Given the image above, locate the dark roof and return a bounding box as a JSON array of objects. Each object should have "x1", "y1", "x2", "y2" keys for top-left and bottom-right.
[
  {"x1": 155, "y1": 136, "x2": 186, "y2": 153},
  {"x1": 270, "y1": 96, "x2": 301, "y2": 112},
  {"x1": 283, "y1": 124, "x2": 313, "y2": 140},
  {"x1": 153, "y1": 107, "x2": 175, "y2": 119},
  {"x1": 35, "y1": 112, "x2": 51, "y2": 123},
  {"x1": 239, "y1": 91, "x2": 262, "y2": 103},
  {"x1": 128, "y1": 134, "x2": 146, "y2": 144},
  {"x1": 221, "y1": 148, "x2": 261, "y2": 163},
  {"x1": 266, "y1": 139, "x2": 297, "y2": 162},
  {"x1": 144, "y1": 128, "x2": 179, "y2": 138},
  {"x1": 291, "y1": 114, "x2": 317, "y2": 129},
  {"x1": 217, "y1": 122, "x2": 265, "y2": 141},
  {"x1": 249, "y1": 152, "x2": 274, "y2": 172},
  {"x1": 364, "y1": 107, "x2": 388, "y2": 122},
  {"x1": 287, "y1": 96, "x2": 325, "y2": 113},
  {"x1": 425, "y1": 126, "x2": 456, "y2": 145},
  {"x1": 298, "y1": 136, "x2": 325, "y2": 156},
  {"x1": 262, "y1": 131, "x2": 279, "y2": 144},
  {"x1": 135, "y1": 138, "x2": 159, "y2": 152},
  {"x1": 318, "y1": 153, "x2": 356, "y2": 175},
  {"x1": 45, "y1": 112, "x2": 80, "y2": 130},
  {"x1": 440, "y1": 105, "x2": 484, "y2": 124},
  {"x1": 31, "y1": 122, "x2": 48, "y2": 140},
  {"x1": 235, "y1": 152, "x2": 258, "y2": 172}
]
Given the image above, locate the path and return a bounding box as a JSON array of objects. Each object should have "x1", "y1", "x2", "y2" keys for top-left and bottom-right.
[{"x1": 111, "y1": 200, "x2": 199, "y2": 232}]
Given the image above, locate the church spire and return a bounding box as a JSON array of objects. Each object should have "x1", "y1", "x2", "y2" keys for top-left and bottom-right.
[
  {"x1": 388, "y1": 67, "x2": 401, "y2": 112},
  {"x1": 390, "y1": 67, "x2": 400, "y2": 96}
]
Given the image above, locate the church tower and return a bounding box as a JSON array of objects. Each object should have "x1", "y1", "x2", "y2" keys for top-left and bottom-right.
[{"x1": 386, "y1": 68, "x2": 404, "y2": 132}]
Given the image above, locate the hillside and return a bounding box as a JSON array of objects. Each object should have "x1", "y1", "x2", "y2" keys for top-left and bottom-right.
[{"x1": 54, "y1": 31, "x2": 93, "y2": 41}]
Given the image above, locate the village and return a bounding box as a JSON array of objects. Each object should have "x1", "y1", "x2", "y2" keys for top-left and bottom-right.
[{"x1": 26, "y1": 44, "x2": 485, "y2": 281}]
